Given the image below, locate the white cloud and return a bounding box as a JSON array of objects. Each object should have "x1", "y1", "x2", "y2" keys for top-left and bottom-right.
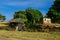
[
  {"x1": 2, "y1": 0, "x2": 45, "y2": 6},
  {"x1": 5, "y1": 1, "x2": 29, "y2": 6},
  {"x1": 0, "y1": 0, "x2": 54, "y2": 10}
]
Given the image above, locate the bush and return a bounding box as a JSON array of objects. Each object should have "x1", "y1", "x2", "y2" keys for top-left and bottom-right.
[{"x1": 25, "y1": 21, "x2": 43, "y2": 32}]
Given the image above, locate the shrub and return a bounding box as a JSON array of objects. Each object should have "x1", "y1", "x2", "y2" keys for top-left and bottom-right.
[{"x1": 25, "y1": 21, "x2": 43, "y2": 32}]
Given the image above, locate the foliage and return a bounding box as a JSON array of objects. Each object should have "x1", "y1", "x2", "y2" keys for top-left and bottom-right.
[
  {"x1": 46, "y1": 0, "x2": 60, "y2": 23},
  {"x1": 14, "y1": 10, "x2": 27, "y2": 22},
  {"x1": 26, "y1": 8, "x2": 43, "y2": 24},
  {"x1": 14, "y1": 8, "x2": 43, "y2": 23},
  {"x1": 14, "y1": 11, "x2": 27, "y2": 19},
  {"x1": 25, "y1": 21, "x2": 42, "y2": 32},
  {"x1": 0, "y1": 14, "x2": 5, "y2": 22},
  {"x1": 14, "y1": 8, "x2": 43, "y2": 31}
]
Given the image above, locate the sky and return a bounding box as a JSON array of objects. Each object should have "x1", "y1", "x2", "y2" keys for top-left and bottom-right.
[{"x1": 0, "y1": 0, "x2": 54, "y2": 21}]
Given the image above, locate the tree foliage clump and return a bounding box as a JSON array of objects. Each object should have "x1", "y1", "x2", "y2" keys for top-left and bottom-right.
[
  {"x1": 26, "y1": 8, "x2": 43, "y2": 24},
  {"x1": 14, "y1": 8, "x2": 43, "y2": 31},
  {"x1": 14, "y1": 11, "x2": 27, "y2": 19},
  {"x1": 46, "y1": 0, "x2": 60, "y2": 23},
  {"x1": 14, "y1": 11, "x2": 27, "y2": 22},
  {"x1": 0, "y1": 14, "x2": 5, "y2": 22},
  {"x1": 14, "y1": 8, "x2": 43, "y2": 24}
]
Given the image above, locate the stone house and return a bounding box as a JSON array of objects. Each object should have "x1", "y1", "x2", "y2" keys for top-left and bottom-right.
[
  {"x1": 43, "y1": 18, "x2": 51, "y2": 24},
  {"x1": 9, "y1": 18, "x2": 27, "y2": 31}
]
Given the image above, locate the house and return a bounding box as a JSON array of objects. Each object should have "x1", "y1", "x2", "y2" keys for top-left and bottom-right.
[
  {"x1": 9, "y1": 18, "x2": 27, "y2": 31},
  {"x1": 43, "y1": 18, "x2": 51, "y2": 24}
]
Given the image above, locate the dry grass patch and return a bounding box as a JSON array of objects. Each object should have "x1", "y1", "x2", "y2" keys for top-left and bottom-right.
[{"x1": 0, "y1": 30, "x2": 60, "y2": 40}]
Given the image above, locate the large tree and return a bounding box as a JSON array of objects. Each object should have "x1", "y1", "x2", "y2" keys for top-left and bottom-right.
[
  {"x1": 46, "y1": 0, "x2": 60, "y2": 23},
  {"x1": 26, "y1": 8, "x2": 43, "y2": 24},
  {"x1": 14, "y1": 8, "x2": 43, "y2": 31},
  {"x1": 14, "y1": 11, "x2": 27, "y2": 22},
  {"x1": 0, "y1": 14, "x2": 5, "y2": 22}
]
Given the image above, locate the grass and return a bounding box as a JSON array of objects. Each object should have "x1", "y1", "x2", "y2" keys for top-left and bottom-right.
[{"x1": 0, "y1": 30, "x2": 60, "y2": 40}]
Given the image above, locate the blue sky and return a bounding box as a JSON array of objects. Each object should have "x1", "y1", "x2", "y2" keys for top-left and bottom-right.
[{"x1": 0, "y1": 0, "x2": 54, "y2": 21}]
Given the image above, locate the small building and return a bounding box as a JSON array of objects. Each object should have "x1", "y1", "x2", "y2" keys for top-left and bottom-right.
[
  {"x1": 9, "y1": 18, "x2": 27, "y2": 31},
  {"x1": 43, "y1": 18, "x2": 51, "y2": 24}
]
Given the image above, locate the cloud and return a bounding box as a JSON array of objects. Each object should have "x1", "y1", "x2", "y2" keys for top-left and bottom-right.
[
  {"x1": 0, "y1": 0, "x2": 54, "y2": 10},
  {"x1": 7, "y1": 2, "x2": 29, "y2": 7},
  {"x1": 1, "y1": 0, "x2": 53, "y2": 7}
]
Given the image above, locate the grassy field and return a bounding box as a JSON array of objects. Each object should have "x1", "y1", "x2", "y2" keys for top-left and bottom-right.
[{"x1": 0, "y1": 30, "x2": 60, "y2": 40}]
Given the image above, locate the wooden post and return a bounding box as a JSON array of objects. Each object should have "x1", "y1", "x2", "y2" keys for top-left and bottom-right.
[{"x1": 15, "y1": 26, "x2": 18, "y2": 31}]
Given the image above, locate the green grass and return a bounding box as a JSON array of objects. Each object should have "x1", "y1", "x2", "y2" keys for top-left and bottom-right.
[{"x1": 0, "y1": 30, "x2": 60, "y2": 40}]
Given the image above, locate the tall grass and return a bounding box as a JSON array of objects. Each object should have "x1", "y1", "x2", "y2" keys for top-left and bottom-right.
[{"x1": 0, "y1": 30, "x2": 60, "y2": 40}]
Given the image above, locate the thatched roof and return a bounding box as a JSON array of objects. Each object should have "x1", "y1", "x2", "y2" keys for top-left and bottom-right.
[{"x1": 10, "y1": 18, "x2": 27, "y2": 23}]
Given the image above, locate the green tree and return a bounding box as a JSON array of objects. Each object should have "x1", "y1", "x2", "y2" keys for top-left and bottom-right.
[
  {"x1": 13, "y1": 8, "x2": 43, "y2": 31},
  {"x1": 0, "y1": 14, "x2": 5, "y2": 22},
  {"x1": 46, "y1": 0, "x2": 60, "y2": 23},
  {"x1": 26, "y1": 8, "x2": 43, "y2": 24},
  {"x1": 14, "y1": 11, "x2": 27, "y2": 21}
]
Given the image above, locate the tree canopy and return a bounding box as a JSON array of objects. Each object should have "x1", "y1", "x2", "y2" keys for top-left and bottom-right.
[
  {"x1": 14, "y1": 11, "x2": 26, "y2": 19},
  {"x1": 46, "y1": 0, "x2": 60, "y2": 23},
  {"x1": 0, "y1": 14, "x2": 6, "y2": 22},
  {"x1": 26, "y1": 8, "x2": 43, "y2": 24},
  {"x1": 14, "y1": 11, "x2": 27, "y2": 22},
  {"x1": 14, "y1": 8, "x2": 43, "y2": 24}
]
